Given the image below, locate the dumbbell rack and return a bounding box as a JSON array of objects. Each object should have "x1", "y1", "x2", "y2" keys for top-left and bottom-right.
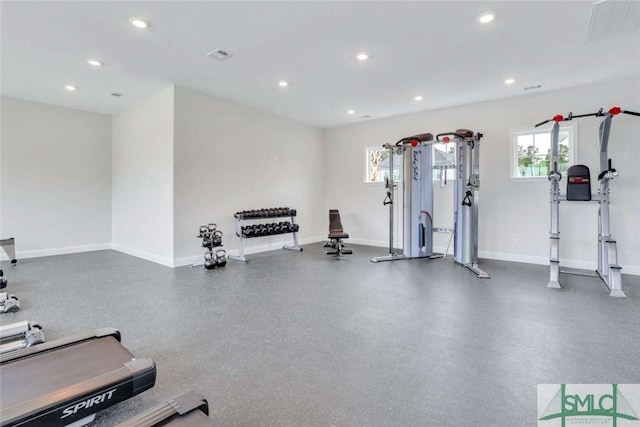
[{"x1": 229, "y1": 208, "x2": 302, "y2": 262}]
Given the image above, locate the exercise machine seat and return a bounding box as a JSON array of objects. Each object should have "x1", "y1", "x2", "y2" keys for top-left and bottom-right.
[
  {"x1": 566, "y1": 165, "x2": 591, "y2": 201},
  {"x1": 0, "y1": 328, "x2": 156, "y2": 427},
  {"x1": 328, "y1": 210, "x2": 349, "y2": 239},
  {"x1": 118, "y1": 391, "x2": 215, "y2": 426}
]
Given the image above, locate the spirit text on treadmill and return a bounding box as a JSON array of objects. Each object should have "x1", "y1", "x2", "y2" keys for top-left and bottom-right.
[{"x1": 60, "y1": 388, "x2": 117, "y2": 418}]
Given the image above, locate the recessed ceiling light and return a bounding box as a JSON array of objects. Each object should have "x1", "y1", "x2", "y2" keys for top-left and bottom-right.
[
  {"x1": 129, "y1": 18, "x2": 148, "y2": 28},
  {"x1": 278, "y1": 80, "x2": 289, "y2": 87},
  {"x1": 504, "y1": 78, "x2": 515, "y2": 85},
  {"x1": 65, "y1": 85, "x2": 76, "y2": 91},
  {"x1": 87, "y1": 59, "x2": 102, "y2": 67},
  {"x1": 478, "y1": 13, "x2": 495, "y2": 23},
  {"x1": 347, "y1": 110, "x2": 355, "y2": 115},
  {"x1": 414, "y1": 95, "x2": 423, "y2": 101},
  {"x1": 356, "y1": 52, "x2": 369, "y2": 61}
]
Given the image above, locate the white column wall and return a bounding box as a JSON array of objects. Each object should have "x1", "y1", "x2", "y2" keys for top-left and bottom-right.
[{"x1": 111, "y1": 86, "x2": 175, "y2": 266}]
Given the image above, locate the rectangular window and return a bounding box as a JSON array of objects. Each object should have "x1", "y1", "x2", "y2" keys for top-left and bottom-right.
[
  {"x1": 432, "y1": 142, "x2": 456, "y2": 182},
  {"x1": 365, "y1": 147, "x2": 401, "y2": 183},
  {"x1": 511, "y1": 124, "x2": 576, "y2": 180}
]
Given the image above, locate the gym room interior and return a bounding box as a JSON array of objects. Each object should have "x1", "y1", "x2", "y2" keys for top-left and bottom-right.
[{"x1": 1, "y1": 1, "x2": 639, "y2": 426}]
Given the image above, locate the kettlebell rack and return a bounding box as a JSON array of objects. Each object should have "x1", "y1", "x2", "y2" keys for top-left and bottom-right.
[
  {"x1": 229, "y1": 207, "x2": 302, "y2": 262},
  {"x1": 193, "y1": 224, "x2": 227, "y2": 270}
]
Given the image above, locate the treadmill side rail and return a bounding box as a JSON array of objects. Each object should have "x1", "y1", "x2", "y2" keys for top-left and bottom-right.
[
  {"x1": 1, "y1": 358, "x2": 156, "y2": 427},
  {"x1": 0, "y1": 327, "x2": 120, "y2": 364},
  {"x1": 117, "y1": 391, "x2": 213, "y2": 427}
]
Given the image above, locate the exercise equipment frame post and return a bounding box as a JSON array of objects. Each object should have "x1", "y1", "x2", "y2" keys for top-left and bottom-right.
[
  {"x1": 438, "y1": 131, "x2": 489, "y2": 278},
  {"x1": 536, "y1": 107, "x2": 639, "y2": 297},
  {"x1": 371, "y1": 142, "x2": 407, "y2": 262}
]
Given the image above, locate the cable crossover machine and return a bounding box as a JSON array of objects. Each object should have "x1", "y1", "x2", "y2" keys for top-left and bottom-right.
[
  {"x1": 535, "y1": 106, "x2": 639, "y2": 297},
  {"x1": 371, "y1": 130, "x2": 489, "y2": 279}
]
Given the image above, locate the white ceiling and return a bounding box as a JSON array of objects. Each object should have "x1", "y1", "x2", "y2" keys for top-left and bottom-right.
[{"x1": 2, "y1": 1, "x2": 639, "y2": 128}]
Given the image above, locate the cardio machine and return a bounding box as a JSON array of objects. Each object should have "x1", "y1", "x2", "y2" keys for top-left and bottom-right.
[
  {"x1": 0, "y1": 327, "x2": 156, "y2": 426},
  {"x1": 535, "y1": 106, "x2": 639, "y2": 297}
]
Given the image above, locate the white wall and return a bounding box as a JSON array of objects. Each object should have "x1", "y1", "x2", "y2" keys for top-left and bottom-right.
[
  {"x1": 324, "y1": 78, "x2": 640, "y2": 274},
  {"x1": 0, "y1": 96, "x2": 112, "y2": 259},
  {"x1": 112, "y1": 86, "x2": 175, "y2": 266},
  {"x1": 173, "y1": 86, "x2": 325, "y2": 265}
]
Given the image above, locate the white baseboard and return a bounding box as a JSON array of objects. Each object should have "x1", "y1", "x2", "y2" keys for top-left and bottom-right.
[
  {"x1": 348, "y1": 238, "x2": 389, "y2": 248},
  {"x1": 478, "y1": 250, "x2": 640, "y2": 276},
  {"x1": 173, "y1": 235, "x2": 326, "y2": 268},
  {"x1": 110, "y1": 244, "x2": 175, "y2": 268},
  {"x1": 6, "y1": 239, "x2": 638, "y2": 276},
  {"x1": 0, "y1": 243, "x2": 111, "y2": 261},
  {"x1": 479, "y1": 250, "x2": 548, "y2": 266}
]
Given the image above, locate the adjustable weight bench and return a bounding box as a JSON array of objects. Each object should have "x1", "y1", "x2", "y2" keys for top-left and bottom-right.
[
  {"x1": 325, "y1": 210, "x2": 352, "y2": 256},
  {"x1": 0, "y1": 328, "x2": 156, "y2": 427},
  {"x1": 118, "y1": 391, "x2": 215, "y2": 426}
]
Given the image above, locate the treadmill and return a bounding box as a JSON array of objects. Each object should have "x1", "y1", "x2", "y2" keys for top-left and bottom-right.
[
  {"x1": 118, "y1": 391, "x2": 215, "y2": 426},
  {"x1": 0, "y1": 327, "x2": 156, "y2": 427}
]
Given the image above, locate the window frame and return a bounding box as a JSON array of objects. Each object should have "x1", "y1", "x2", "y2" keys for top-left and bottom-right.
[
  {"x1": 364, "y1": 146, "x2": 401, "y2": 184},
  {"x1": 432, "y1": 141, "x2": 457, "y2": 183},
  {"x1": 510, "y1": 122, "x2": 578, "y2": 182}
]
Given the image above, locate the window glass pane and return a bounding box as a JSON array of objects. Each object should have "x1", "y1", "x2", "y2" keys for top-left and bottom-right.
[
  {"x1": 514, "y1": 127, "x2": 573, "y2": 179},
  {"x1": 432, "y1": 142, "x2": 456, "y2": 181},
  {"x1": 367, "y1": 147, "x2": 400, "y2": 183}
]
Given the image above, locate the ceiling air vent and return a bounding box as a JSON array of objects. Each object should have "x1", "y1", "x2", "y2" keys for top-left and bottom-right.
[
  {"x1": 587, "y1": 0, "x2": 640, "y2": 40},
  {"x1": 361, "y1": 115, "x2": 371, "y2": 119},
  {"x1": 111, "y1": 93, "x2": 123, "y2": 97},
  {"x1": 207, "y1": 48, "x2": 233, "y2": 61},
  {"x1": 523, "y1": 85, "x2": 542, "y2": 91}
]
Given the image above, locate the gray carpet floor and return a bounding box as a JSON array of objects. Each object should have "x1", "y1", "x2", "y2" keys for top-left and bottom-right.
[{"x1": 1, "y1": 243, "x2": 639, "y2": 426}]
